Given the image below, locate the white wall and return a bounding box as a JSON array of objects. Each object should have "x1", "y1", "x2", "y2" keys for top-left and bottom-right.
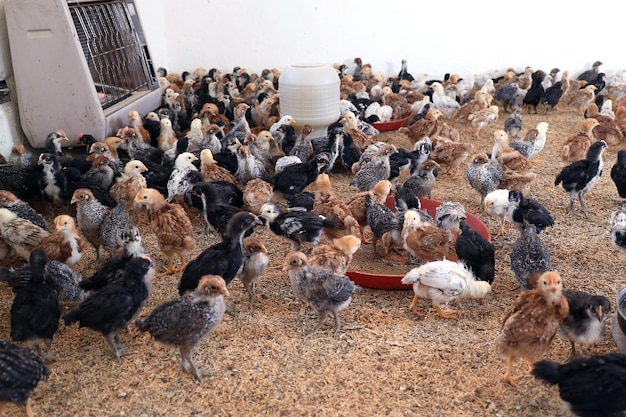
[{"x1": 136, "y1": 0, "x2": 626, "y2": 82}]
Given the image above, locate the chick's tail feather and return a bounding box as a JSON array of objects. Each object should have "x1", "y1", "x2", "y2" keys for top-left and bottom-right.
[
  {"x1": 531, "y1": 359, "x2": 560, "y2": 385},
  {"x1": 322, "y1": 217, "x2": 337, "y2": 228}
]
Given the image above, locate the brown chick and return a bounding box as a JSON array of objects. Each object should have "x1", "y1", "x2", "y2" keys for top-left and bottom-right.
[
  {"x1": 157, "y1": 118, "x2": 177, "y2": 152},
  {"x1": 498, "y1": 168, "x2": 537, "y2": 193},
  {"x1": 347, "y1": 179, "x2": 393, "y2": 243},
  {"x1": 399, "y1": 108, "x2": 443, "y2": 143},
  {"x1": 454, "y1": 89, "x2": 492, "y2": 123},
  {"x1": 312, "y1": 173, "x2": 361, "y2": 239},
  {"x1": 561, "y1": 118, "x2": 600, "y2": 162},
  {"x1": 128, "y1": 110, "x2": 151, "y2": 144},
  {"x1": 0, "y1": 208, "x2": 50, "y2": 261},
  {"x1": 438, "y1": 122, "x2": 461, "y2": 142},
  {"x1": 136, "y1": 274, "x2": 228, "y2": 381},
  {"x1": 495, "y1": 271, "x2": 569, "y2": 387},
  {"x1": 431, "y1": 141, "x2": 474, "y2": 176},
  {"x1": 37, "y1": 214, "x2": 85, "y2": 266},
  {"x1": 133, "y1": 188, "x2": 196, "y2": 277},
  {"x1": 568, "y1": 84, "x2": 598, "y2": 115},
  {"x1": 242, "y1": 178, "x2": 273, "y2": 215},
  {"x1": 468, "y1": 105, "x2": 500, "y2": 139},
  {"x1": 402, "y1": 209, "x2": 452, "y2": 265},
  {"x1": 308, "y1": 234, "x2": 361, "y2": 275},
  {"x1": 199, "y1": 102, "x2": 231, "y2": 131},
  {"x1": 491, "y1": 130, "x2": 536, "y2": 173},
  {"x1": 237, "y1": 237, "x2": 269, "y2": 303},
  {"x1": 109, "y1": 159, "x2": 148, "y2": 208},
  {"x1": 103, "y1": 136, "x2": 125, "y2": 161},
  {"x1": 341, "y1": 111, "x2": 376, "y2": 150},
  {"x1": 200, "y1": 148, "x2": 239, "y2": 186},
  {"x1": 586, "y1": 107, "x2": 625, "y2": 147}
]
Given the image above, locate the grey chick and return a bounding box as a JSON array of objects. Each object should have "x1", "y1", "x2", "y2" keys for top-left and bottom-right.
[
  {"x1": 45, "y1": 260, "x2": 87, "y2": 303},
  {"x1": 289, "y1": 124, "x2": 315, "y2": 163},
  {"x1": 283, "y1": 251, "x2": 361, "y2": 336},
  {"x1": 0, "y1": 190, "x2": 48, "y2": 231},
  {"x1": 504, "y1": 108, "x2": 522, "y2": 139},
  {"x1": 509, "y1": 222, "x2": 550, "y2": 290},
  {"x1": 350, "y1": 143, "x2": 398, "y2": 191},
  {"x1": 365, "y1": 194, "x2": 397, "y2": 257},
  {"x1": 237, "y1": 237, "x2": 269, "y2": 303},
  {"x1": 403, "y1": 159, "x2": 440, "y2": 199},
  {"x1": 136, "y1": 274, "x2": 228, "y2": 381},
  {"x1": 435, "y1": 201, "x2": 467, "y2": 236},
  {"x1": 466, "y1": 152, "x2": 503, "y2": 205},
  {"x1": 560, "y1": 289, "x2": 611, "y2": 358}
]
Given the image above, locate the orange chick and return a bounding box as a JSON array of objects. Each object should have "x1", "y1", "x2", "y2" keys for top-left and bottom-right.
[
  {"x1": 307, "y1": 234, "x2": 362, "y2": 275},
  {"x1": 109, "y1": 159, "x2": 148, "y2": 208},
  {"x1": 401, "y1": 209, "x2": 452, "y2": 265},
  {"x1": 200, "y1": 148, "x2": 239, "y2": 186},
  {"x1": 561, "y1": 118, "x2": 600, "y2": 162},
  {"x1": 312, "y1": 173, "x2": 361, "y2": 239},
  {"x1": 242, "y1": 178, "x2": 273, "y2": 215},
  {"x1": 398, "y1": 108, "x2": 443, "y2": 143},
  {"x1": 128, "y1": 110, "x2": 151, "y2": 144},
  {"x1": 133, "y1": 188, "x2": 196, "y2": 277},
  {"x1": 340, "y1": 111, "x2": 376, "y2": 150},
  {"x1": 495, "y1": 271, "x2": 569, "y2": 387},
  {"x1": 37, "y1": 214, "x2": 85, "y2": 266},
  {"x1": 431, "y1": 141, "x2": 474, "y2": 176},
  {"x1": 157, "y1": 118, "x2": 177, "y2": 152},
  {"x1": 587, "y1": 107, "x2": 625, "y2": 147},
  {"x1": 491, "y1": 130, "x2": 535, "y2": 173},
  {"x1": 454, "y1": 89, "x2": 492, "y2": 123}
]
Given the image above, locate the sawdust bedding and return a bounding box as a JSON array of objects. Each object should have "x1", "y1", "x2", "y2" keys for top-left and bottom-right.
[{"x1": 0, "y1": 104, "x2": 624, "y2": 417}]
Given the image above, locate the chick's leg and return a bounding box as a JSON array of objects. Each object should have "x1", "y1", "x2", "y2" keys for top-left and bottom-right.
[
  {"x1": 432, "y1": 302, "x2": 457, "y2": 319},
  {"x1": 25, "y1": 398, "x2": 35, "y2": 417},
  {"x1": 408, "y1": 294, "x2": 421, "y2": 316},
  {"x1": 180, "y1": 346, "x2": 203, "y2": 381},
  {"x1": 157, "y1": 254, "x2": 176, "y2": 278},
  {"x1": 307, "y1": 311, "x2": 329, "y2": 336},
  {"x1": 177, "y1": 254, "x2": 188, "y2": 272},
  {"x1": 502, "y1": 355, "x2": 522, "y2": 387}
]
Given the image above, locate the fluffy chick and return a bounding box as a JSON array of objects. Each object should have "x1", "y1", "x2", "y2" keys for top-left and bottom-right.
[
  {"x1": 37, "y1": 214, "x2": 85, "y2": 266},
  {"x1": 468, "y1": 105, "x2": 499, "y2": 138},
  {"x1": 237, "y1": 237, "x2": 269, "y2": 303},
  {"x1": 400, "y1": 259, "x2": 491, "y2": 318},
  {"x1": 0, "y1": 208, "x2": 49, "y2": 261},
  {"x1": 484, "y1": 189, "x2": 512, "y2": 237},
  {"x1": 402, "y1": 160, "x2": 440, "y2": 199},
  {"x1": 109, "y1": 159, "x2": 148, "y2": 208},
  {"x1": 561, "y1": 118, "x2": 600, "y2": 163},
  {"x1": 506, "y1": 189, "x2": 554, "y2": 233},
  {"x1": 311, "y1": 173, "x2": 361, "y2": 240},
  {"x1": 350, "y1": 144, "x2": 398, "y2": 191},
  {"x1": 307, "y1": 235, "x2": 361, "y2": 275},
  {"x1": 466, "y1": 153, "x2": 503, "y2": 206},
  {"x1": 0, "y1": 190, "x2": 48, "y2": 231},
  {"x1": 283, "y1": 251, "x2": 361, "y2": 335},
  {"x1": 495, "y1": 271, "x2": 569, "y2": 387},
  {"x1": 63, "y1": 256, "x2": 154, "y2": 358},
  {"x1": 133, "y1": 188, "x2": 196, "y2": 277},
  {"x1": 509, "y1": 222, "x2": 551, "y2": 290},
  {"x1": 0, "y1": 339, "x2": 49, "y2": 417},
  {"x1": 532, "y1": 353, "x2": 626, "y2": 417},
  {"x1": 402, "y1": 209, "x2": 452, "y2": 265},
  {"x1": 455, "y1": 220, "x2": 495, "y2": 284},
  {"x1": 430, "y1": 141, "x2": 474, "y2": 176},
  {"x1": 560, "y1": 289, "x2": 611, "y2": 358},
  {"x1": 610, "y1": 205, "x2": 626, "y2": 252},
  {"x1": 136, "y1": 274, "x2": 228, "y2": 381}
]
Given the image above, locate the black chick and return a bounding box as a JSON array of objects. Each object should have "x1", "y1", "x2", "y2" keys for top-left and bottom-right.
[
  {"x1": 522, "y1": 70, "x2": 546, "y2": 114},
  {"x1": 10, "y1": 248, "x2": 60, "y2": 358},
  {"x1": 178, "y1": 211, "x2": 261, "y2": 295},
  {"x1": 532, "y1": 353, "x2": 626, "y2": 417},
  {"x1": 285, "y1": 191, "x2": 315, "y2": 212},
  {"x1": 77, "y1": 133, "x2": 99, "y2": 153},
  {"x1": 506, "y1": 189, "x2": 554, "y2": 233},
  {"x1": 62, "y1": 166, "x2": 116, "y2": 207},
  {"x1": 136, "y1": 274, "x2": 228, "y2": 381},
  {"x1": 455, "y1": 220, "x2": 495, "y2": 284},
  {"x1": 63, "y1": 256, "x2": 154, "y2": 358},
  {"x1": 610, "y1": 149, "x2": 626, "y2": 200},
  {"x1": 509, "y1": 222, "x2": 551, "y2": 290},
  {"x1": 560, "y1": 289, "x2": 611, "y2": 358},
  {"x1": 0, "y1": 159, "x2": 38, "y2": 201},
  {"x1": 0, "y1": 339, "x2": 49, "y2": 417},
  {"x1": 365, "y1": 194, "x2": 397, "y2": 257},
  {"x1": 338, "y1": 131, "x2": 362, "y2": 172},
  {"x1": 577, "y1": 60, "x2": 603, "y2": 84},
  {"x1": 276, "y1": 124, "x2": 298, "y2": 155},
  {"x1": 259, "y1": 202, "x2": 336, "y2": 251},
  {"x1": 35, "y1": 152, "x2": 68, "y2": 205},
  {"x1": 272, "y1": 153, "x2": 330, "y2": 196},
  {"x1": 79, "y1": 225, "x2": 146, "y2": 293},
  {"x1": 188, "y1": 181, "x2": 246, "y2": 236},
  {"x1": 540, "y1": 80, "x2": 564, "y2": 112},
  {"x1": 44, "y1": 130, "x2": 68, "y2": 157},
  {"x1": 555, "y1": 140, "x2": 608, "y2": 215}
]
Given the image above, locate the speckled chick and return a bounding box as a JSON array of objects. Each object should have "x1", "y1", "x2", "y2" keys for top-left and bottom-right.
[
  {"x1": 466, "y1": 153, "x2": 503, "y2": 206},
  {"x1": 136, "y1": 274, "x2": 228, "y2": 381},
  {"x1": 0, "y1": 190, "x2": 48, "y2": 231},
  {"x1": 402, "y1": 159, "x2": 440, "y2": 199},
  {"x1": 350, "y1": 144, "x2": 398, "y2": 191},
  {"x1": 509, "y1": 222, "x2": 551, "y2": 290},
  {"x1": 0, "y1": 208, "x2": 49, "y2": 261}
]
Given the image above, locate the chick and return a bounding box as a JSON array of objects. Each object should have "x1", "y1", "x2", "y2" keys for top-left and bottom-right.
[
  {"x1": 610, "y1": 205, "x2": 626, "y2": 252},
  {"x1": 613, "y1": 288, "x2": 626, "y2": 353},
  {"x1": 109, "y1": 159, "x2": 148, "y2": 208},
  {"x1": 567, "y1": 84, "x2": 598, "y2": 115},
  {"x1": 484, "y1": 189, "x2": 512, "y2": 237},
  {"x1": 495, "y1": 271, "x2": 569, "y2": 387},
  {"x1": 560, "y1": 289, "x2": 611, "y2": 358},
  {"x1": 506, "y1": 189, "x2": 554, "y2": 234},
  {"x1": 10, "y1": 249, "x2": 60, "y2": 358},
  {"x1": 0, "y1": 208, "x2": 49, "y2": 261},
  {"x1": 0, "y1": 339, "x2": 49, "y2": 417},
  {"x1": 455, "y1": 220, "x2": 495, "y2": 284},
  {"x1": 532, "y1": 353, "x2": 626, "y2": 417},
  {"x1": 166, "y1": 152, "x2": 199, "y2": 203},
  {"x1": 509, "y1": 222, "x2": 551, "y2": 290},
  {"x1": 350, "y1": 144, "x2": 398, "y2": 192},
  {"x1": 0, "y1": 190, "x2": 48, "y2": 232},
  {"x1": 200, "y1": 148, "x2": 238, "y2": 186},
  {"x1": 402, "y1": 160, "x2": 439, "y2": 199},
  {"x1": 402, "y1": 209, "x2": 452, "y2": 265},
  {"x1": 242, "y1": 178, "x2": 273, "y2": 215},
  {"x1": 610, "y1": 150, "x2": 626, "y2": 201},
  {"x1": 435, "y1": 201, "x2": 466, "y2": 236},
  {"x1": 272, "y1": 152, "x2": 330, "y2": 196},
  {"x1": 466, "y1": 153, "x2": 503, "y2": 206},
  {"x1": 311, "y1": 174, "x2": 361, "y2": 240},
  {"x1": 561, "y1": 118, "x2": 600, "y2": 163},
  {"x1": 400, "y1": 259, "x2": 491, "y2": 318},
  {"x1": 399, "y1": 108, "x2": 443, "y2": 143},
  {"x1": 365, "y1": 194, "x2": 397, "y2": 257},
  {"x1": 37, "y1": 214, "x2": 85, "y2": 266},
  {"x1": 136, "y1": 275, "x2": 228, "y2": 381},
  {"x1": 555, "y1": 140, "x2": 607, "y2": 215},
  {"x1": 63, "y1": 256, "x2": 154, "y2": 358},
  {"x1": 468, "y1": 105, "x2": 499, "y2": 139},
  {"x1": 259, "y1": 202, "x2": 336, "y2": 251},
  {"x1": 283, "y1": 251, "x2": 361, "y2": 335},
  {"x1": 307, "y1": 235, "x2": 361, "y2": 275},
  {"x1": 133, "y1": 188, "x2": 196, "y2": 277},
  {"x1": 237, "y1": 237, "x2": 269, "y2": 303},
  {"x1": 430, "y1": 140, "x2": 474, "y2": 176}
]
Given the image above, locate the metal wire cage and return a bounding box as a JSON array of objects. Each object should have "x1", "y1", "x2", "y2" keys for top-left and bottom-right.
[{"x1": 69, "y1": 0, "x2": 158, "y2": 109}]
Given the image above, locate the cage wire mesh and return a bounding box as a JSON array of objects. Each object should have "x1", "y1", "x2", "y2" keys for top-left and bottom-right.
[{"x1": 69, "y1": 0, "x2": 157, "y2": 109}]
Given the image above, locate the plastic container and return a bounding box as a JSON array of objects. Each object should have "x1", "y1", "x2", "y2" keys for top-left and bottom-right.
[{"x1": 278, "y1": 64, "x2": 340, "y2": 138}]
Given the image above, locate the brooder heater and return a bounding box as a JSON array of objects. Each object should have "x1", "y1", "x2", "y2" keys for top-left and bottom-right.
[{"x1": 5, "y1": 0, "x2": 162, "y2": 149}]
